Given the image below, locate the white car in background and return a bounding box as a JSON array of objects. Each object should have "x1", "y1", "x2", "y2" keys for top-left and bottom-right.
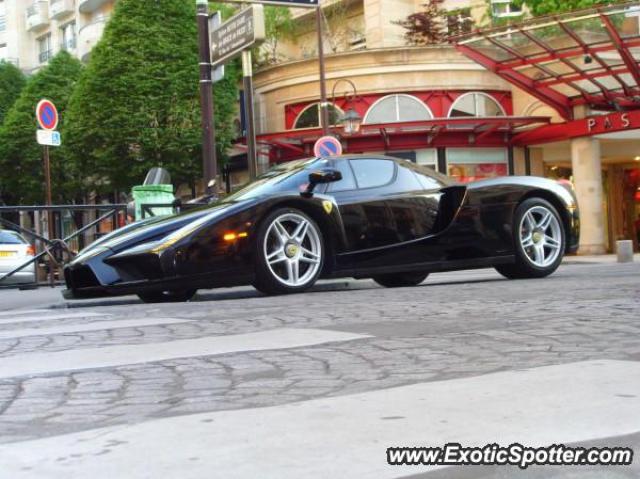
[{"x1": 0, "y1": 230, "x2": 36, "y2": 285}]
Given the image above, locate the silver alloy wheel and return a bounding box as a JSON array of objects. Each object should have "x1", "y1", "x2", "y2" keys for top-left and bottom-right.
[
  {"x1": 263, "y1": 213, "x2": 322, "y2": 287},
  {"x1": 519, "y1": 205, "x2": 562, "y2": 268}
]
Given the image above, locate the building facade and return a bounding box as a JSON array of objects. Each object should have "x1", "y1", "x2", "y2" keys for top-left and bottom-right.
[
  {"x1": 249, "y1": 0, "x2": 640, "y2": 255},
  {"x1": 0, "y1": 0, "x2": 115, "y2": 72}
]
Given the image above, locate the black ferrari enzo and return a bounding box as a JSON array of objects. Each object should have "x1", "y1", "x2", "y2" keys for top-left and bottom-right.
[{"x1": 63, "y1": 155, "x2": 579, "y2": 302}]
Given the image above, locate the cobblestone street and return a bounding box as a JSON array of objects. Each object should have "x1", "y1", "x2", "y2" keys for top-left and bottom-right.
[{"x1": 0, "y1": 259, "x2": 638, "y2": 478}]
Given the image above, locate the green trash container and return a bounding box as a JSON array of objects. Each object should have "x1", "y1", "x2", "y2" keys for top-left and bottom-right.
[{"x1": 132, "y1": 184, "x2": 175, "y2": 221}]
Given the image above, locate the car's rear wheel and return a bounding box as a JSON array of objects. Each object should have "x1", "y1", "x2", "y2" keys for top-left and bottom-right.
[
  {"x1": 137, "y1": 289, "x2": 197, "y2": 303},
  {"x1": 373, "y1": 272, "x2": 429, "y2": 288},
  {"x1": 495, "y1": 197, "x2": 565, "y2": 279},
  {"x1": 253, "y1": 208, "x2": 324, "y2": 295}
]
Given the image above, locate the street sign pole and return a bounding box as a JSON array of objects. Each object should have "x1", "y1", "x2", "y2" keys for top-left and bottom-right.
[
  {"x1": 210, "y1": 5, "x2": 265, "y2": 181},
  {"x1": 43, "y1": 145, "x2": 55, "y2": 287},
  {"x1": 315, "y1": 6, "x2": 330, "y2": 136},
  {"x1": 196, "y1": 0, "x2": 217, "y2": 194},
  {"x1": 35, "y1": 99, "x2": 60, "y2": 287},
  {"x1": 242, "y1": 50, "x2": 258, "y2": 180}
]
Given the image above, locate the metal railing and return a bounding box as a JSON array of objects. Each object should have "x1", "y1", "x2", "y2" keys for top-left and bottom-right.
[
  {"x1": 0, "y1": 200, "x2": 210, "y2": 288},
  {"x1": 38, "y1": 49, "x2": 53, "y2": 63},
  {"x1": 0, "y1": 204, "x2": 128, "y2": 287}
]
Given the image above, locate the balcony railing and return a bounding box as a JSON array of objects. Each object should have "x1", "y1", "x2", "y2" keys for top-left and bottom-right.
[
  {"x1": 78, "y1": 16, "x2": 108, "y2": 60},
  {"x1": 39, "y1": 49, "x2": 53, "y2": 64},
  {"x1": 79, "y1": 0, "x2": 110, "y2": 14},
  {"x1": 50, "y1": 0, "x2": 75, "y2": 20},
  {"x1": 61, "y1": 38, "x2": 77, "y2": 51},
  {"x1": 26, "y1": 1, "x2": 50, "y2": 32}
]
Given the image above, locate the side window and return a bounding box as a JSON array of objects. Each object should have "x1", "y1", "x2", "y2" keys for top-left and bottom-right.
[
  {"x1": 412, "y1": 170, "x2": 444, "y2": 190},
  {"x1": 404, "y1": 162, "x2": 447, "y2": 190},
  {"x1": 350, "y1": 159, "x2": 395, "y2": 189},
  {"x1": 326, "y1": 160, "x2": 357, "y2": 193},
  {"x1": 395, "y1": 163, "x2": 423, "y2": 191}
]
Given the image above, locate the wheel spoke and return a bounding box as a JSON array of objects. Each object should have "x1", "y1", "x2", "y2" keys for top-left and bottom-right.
[
  {"x1": 533, "y1": 244, "x2": 545, "y2": 264},
  {"x1": 545, "y1": 235, "x2": 561, "y2": 250},
  {"x1": 292, "y1": 220, "x2": 309, "y2": 243},
  {"x1": 521, "y1": 234, "x2": 534, "y2": 248},
  {"x1": 267, "y1": 248, "x2": 287, "y2": 265},
  {"x1": 300, "y1": 247, "x2": 320, "y2": 264},
  {"x1": 524, "y1": 212, "x2": 536, "y2": 231},
  {"x1": 537, "y1": 212, "x2": 553, "y2": 231},
  {"x1": 285, "y1": 260, "x2": 300, "y2": 284},
  {"x1": 273, "y1": 221, "x2": 290, "y2": 243}
]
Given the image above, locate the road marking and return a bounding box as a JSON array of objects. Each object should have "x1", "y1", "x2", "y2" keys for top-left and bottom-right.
[
  {"x1": 0, "y1": 360, "x2": 637, "y2": 478},
  {"x1": 0, "y1": 309, "x2": 51, "y2": 317},
  {"x1": 0, "y1": 328, "x2": 369, "y2": 379},
  {"x1": 0, "y1": 311, "x2": 109, "y2": 325},
  {"x1": 0, "y1": 318, "x2": 193, "y2": 340}
]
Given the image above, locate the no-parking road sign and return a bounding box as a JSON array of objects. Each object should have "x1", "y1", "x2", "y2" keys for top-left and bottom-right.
[
  {"x1": 313, "y1": 136, "x2": 343, "y2": 157},
  {"x1": 36, "y1": 99, "x2": 59, "y2": 131}
]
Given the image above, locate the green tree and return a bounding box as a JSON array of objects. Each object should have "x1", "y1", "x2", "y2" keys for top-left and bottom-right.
[
  {"x1": 260, "y1": 6, "x2": 296, "y2": 65},
  {"x1": 0, "y1": 51, "x2": 82, "y2": 204},
  {"x1": 515, "y1": 0, "x2": 614, "y2": 17},
  {"x1": 0, "y1": 61, "x2": 26, "y2": 126},
  {"x1": 65, "y1": 0, "x2": 239, "y2": 195}
]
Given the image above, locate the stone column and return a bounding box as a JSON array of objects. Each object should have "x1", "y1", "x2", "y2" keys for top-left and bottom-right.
[{"x1": 570, "y1": 136, "x2": 607, "y2": 254}]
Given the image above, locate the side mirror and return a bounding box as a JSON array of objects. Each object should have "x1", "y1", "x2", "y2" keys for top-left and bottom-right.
[{"x1": 303, "y1": 169, "x2": 342, "y2": 197}]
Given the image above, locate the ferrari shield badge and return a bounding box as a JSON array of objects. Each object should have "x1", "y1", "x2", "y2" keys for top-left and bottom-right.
[{"x1": 322, "y1": 200, "x2": 333, "y2": 214}]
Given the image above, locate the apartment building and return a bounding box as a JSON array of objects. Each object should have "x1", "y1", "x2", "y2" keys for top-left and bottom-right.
[{"x1": 0, "y1": 0, "x2": 115, "y2": 72}]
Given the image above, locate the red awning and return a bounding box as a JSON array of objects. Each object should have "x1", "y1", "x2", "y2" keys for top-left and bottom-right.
[
  {"x1": 452, "y1": 1, "x2": 640, "y2": 120},
  {"x1": 255, "y1": 117, "x2": 550, "y2": 162}
]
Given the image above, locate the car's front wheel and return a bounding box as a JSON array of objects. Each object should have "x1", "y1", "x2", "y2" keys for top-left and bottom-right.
[
  {"x1": 495, "y1": 197, "x2": 565, "y2": 279},
  {"x1": 137, "y1": 289, "x2": 197, "y2": 303},
  {"x1": 373, "y1": 271, "x2": 429, "y2": 288},
  {"x1": 253, "y1": 208, "x2": 324, "y2": 295}
]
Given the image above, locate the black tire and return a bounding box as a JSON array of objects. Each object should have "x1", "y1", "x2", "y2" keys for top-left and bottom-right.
[
  {"x1": 373, "y1": 271, "x2": 429, "y2": 288},
  {"x1": 495, "y1": 197, "x2": 565, "y2": 280},
  {"x1": 253, "y1": 208, "x2": 325, "y2": 295},
  {"x1": 137, "y1": 289, "x2": 197, "y2": 303}
]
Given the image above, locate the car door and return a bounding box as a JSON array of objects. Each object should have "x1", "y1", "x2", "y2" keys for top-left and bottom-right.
[
  {"x1": 327, "y1": 158, "x2": 448, "y2": 272},
  {"x1": 326, "y1": 158, "x2": 398, "y2": 252}
]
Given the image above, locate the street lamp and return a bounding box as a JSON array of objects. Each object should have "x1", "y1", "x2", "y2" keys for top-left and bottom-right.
[
  {"x1": 331, "y1": 79, "x2": 362, "y2": 136},
  {"x1": 340, "y1": 108, "x2": 362, "y2": 136}
]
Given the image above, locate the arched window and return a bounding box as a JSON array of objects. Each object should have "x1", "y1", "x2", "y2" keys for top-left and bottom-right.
[
  {"x1": 293, "y1": 103, "x2": 343, "y2": 129},
  {"x1": 448, "y1": 92, "x2": 505, "y2": 118},
  {"x1": 363, "y1": 94, "x2": 433, "y2": 124}
]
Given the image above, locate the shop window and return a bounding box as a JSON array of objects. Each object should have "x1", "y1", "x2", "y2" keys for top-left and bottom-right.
[
  {"x1": 293, "y1": 103, "x2": 342, "y2": 129},
  {"x1": 363, "y1": 94, "x2": 433, "y2": 125},
  {"x1": 446, "y1": 148, "x2": 508, "y2": 183},
  {"x1": 449, "y1": 92, "x2": 505, "y2": 118}
]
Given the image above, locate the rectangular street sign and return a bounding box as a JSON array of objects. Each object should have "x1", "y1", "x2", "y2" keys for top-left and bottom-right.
[
  {"x1": 210, "y1": 5, "x2": 266, "y2": 68},
  {"x1": 37, "y1": 129, "x2": 61, "y2": 146},
  {"x1": 209, "y1": 12, "x2": 225, "y2": 84}
]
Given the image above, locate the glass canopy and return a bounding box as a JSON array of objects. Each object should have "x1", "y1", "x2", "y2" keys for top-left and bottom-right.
[{"x1": 453, "y1": 1, "x2": 640, "y2": 119}]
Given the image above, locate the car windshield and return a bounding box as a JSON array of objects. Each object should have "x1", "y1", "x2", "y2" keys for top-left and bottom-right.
[
  {"x1": 0, "y1": 231, "x2": 25, "y2": 244},
  {"x1": 226, "y1": 158, "x2": 328, "y2": 202}
]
